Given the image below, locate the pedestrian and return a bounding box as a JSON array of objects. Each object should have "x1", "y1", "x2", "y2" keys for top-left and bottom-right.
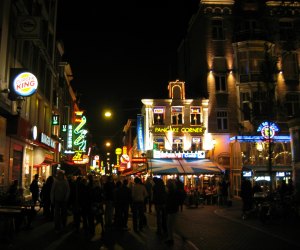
[
  {"x1": 240, "y1": 177, "x2": 253, "y2": 218},
  {"x1": 144, "y1": 177, "x2": 153, "y2": 213},
  {"x1": 30, "y1": 174, "x2": 40, "y2": 209},
  {"x1": 103, "y1": 175, "x2": 116, "y2": 229},
  {"x1": 51, "y1": 170, "x2": 70, "y2": 232},
  {"x1": 175, "y1": 176, "x2": 186, "y2": 211},
  {"x1": 131, "y1": 176, "x2": 148, "y2": 232},
  {"x1": 165, "y1": 179, "x2": 180, "y2": 246},
  {"x1": 40, "y1": 175, "x2": 54, "y2": 220},
  {"x1": 152, "y1": 177, "x2": 167, "y2": 235}
]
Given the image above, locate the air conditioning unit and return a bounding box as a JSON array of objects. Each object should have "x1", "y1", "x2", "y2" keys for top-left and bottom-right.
[{"x1": 15, "y1": 16, "x2": 42, "y2": 40}]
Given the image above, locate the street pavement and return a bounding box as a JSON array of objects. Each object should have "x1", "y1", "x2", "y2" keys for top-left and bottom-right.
[{"x1": 1, "y1": 198, "x2": 299, "y2": 250}]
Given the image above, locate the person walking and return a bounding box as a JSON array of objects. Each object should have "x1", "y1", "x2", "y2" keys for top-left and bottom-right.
[
  {"x1": 40, "y1": 175, "x2": 54, "y2": 220},
  {"x1": 103, "y1": 175, "x2": 116, "y2": 229},
  {"x1": 152, "y1": 177, "x2": 167, "y2": 235},
  {"x1": 131, "y1": 176, "x2": 148, "y2": 233},
  {"x1": 50, "y1": 170, "x2": 70, "y2": 232},
  {"x1": 165, "y1": 179, "x2": 180, "y2": 246},
  {"x1": 240, "y1": 177, "x2": 253, "y2": 219},
  {"x1": 30, "y1": 174, "x2": 40, "y2": 210}
]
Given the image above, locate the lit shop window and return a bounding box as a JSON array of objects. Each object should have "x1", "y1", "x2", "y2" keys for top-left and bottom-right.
[
  {"x1": 171, "y1": 106, "x2": 183, "y2": 125},
  {"x1": 153, "y1": 107, "x2": 165, "y2": 125},
  {"x1": 190, "y1": 107, "x2": 201, "y2": 125}
]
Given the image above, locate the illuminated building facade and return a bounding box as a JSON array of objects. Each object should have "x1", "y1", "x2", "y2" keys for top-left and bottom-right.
[{"x1": 177, "y1": 0, "x2": 300, "y2": 196}]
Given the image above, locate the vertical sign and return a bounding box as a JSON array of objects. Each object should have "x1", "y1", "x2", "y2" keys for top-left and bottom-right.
[{"x1": 137, "y1": 114, "x2": 144, "y2": 151}]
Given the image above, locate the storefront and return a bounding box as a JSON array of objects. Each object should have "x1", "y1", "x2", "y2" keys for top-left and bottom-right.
[{"x1": 230, "y1": 121, "x2": 291, "y2": 197}]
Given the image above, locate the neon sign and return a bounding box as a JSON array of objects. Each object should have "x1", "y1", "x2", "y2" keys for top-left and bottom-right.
[{"x1": 257, "y1": 121, "x2": 279, "y2": 139}]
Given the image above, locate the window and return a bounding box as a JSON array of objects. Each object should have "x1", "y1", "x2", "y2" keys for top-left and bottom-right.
[
  {"x1": 285, "y1": 93, "x2": 300, "y2": 117},
  {"x1": 279, "y1": 20, "x2": 294, "y2": 41},
  {"x1": 191, "y1": 137, "x2": 202, "y2": 151},
  {"x1": 153, "y1": 107, "x2": 165, "y2": 125},
  {"x1": 153, "y1": 137, "x2": 164, "y2": 150},
  {"x1": 171, "y1": 107, "x2": 183, "y2": 125},
  {"x1": 190, "y1": 107, "x2": 201, "y2": 125},
  {"x1": 172, "y1": 138, "x2": 183, "y2": 152},
  {"x1": 253, "y1": 91, "x2": 267, "y2": 116},
  {"x1": 215, "y1": 75, "x2": 227, "y2": 92},
  {"x1": 217, "y1": 111, "x2": 228, "y2": 130},
  {"x1": 240, "y1": 92, "x2": 251, "y2": 121},
  {"x1": 282, "y1": 53, "x2": 298, "y2": 82},
  {"x1": 212, "y1": 19, "x2": 224, "y2": 40}
]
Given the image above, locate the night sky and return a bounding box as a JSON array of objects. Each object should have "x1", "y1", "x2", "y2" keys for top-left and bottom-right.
[{"x1": 56, "y1": 0, "x2": 198, "y2": 145}]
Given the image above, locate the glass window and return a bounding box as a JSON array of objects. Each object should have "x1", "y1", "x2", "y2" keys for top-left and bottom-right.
[
  {"x1": 285, "y1": 93, "x2": 300, "y2": 117},
  {"x1": 217, "y1": 111, "x2": 228, "y2": 130},
  {"x1": 172, "y1": 138, "x2": 183, "y2": 152},
  {"x1": 153, "y1": 107, "x2": 165, "y2": 125},
  {"x1": 212, "y1": 19, "x2": 224, "y2": 40},
  {"x1": 171, "y1": 106, "x2": 183, "y2": 125},
  {"x1": 241, "y1": 92, "x2": 251, "y2": 121},
  {"x1": 215, "y1": 75, "x2": 227, "y2": 92},
  {"x1": 253, "y1": 91, "x2": 267, "y2": 116},
  {"x1": 190, "y1": 107, "x2": 201, "y2": 125}
]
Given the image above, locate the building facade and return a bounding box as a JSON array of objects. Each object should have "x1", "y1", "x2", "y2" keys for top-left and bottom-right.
[
  {"x1": 177, "y1": 0, "x2": 300, "y2": 196},
  {"x1": 0, "y1": 0, "x2": 83, "y2": 195}
]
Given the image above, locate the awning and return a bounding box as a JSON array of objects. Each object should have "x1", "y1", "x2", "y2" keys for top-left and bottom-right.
[
  {"x1": 121, "y1": 164, "x2": 147, "y2": 176},
  {"x1": 148, "y1": 158, "x2": 223, "y2": 175}
]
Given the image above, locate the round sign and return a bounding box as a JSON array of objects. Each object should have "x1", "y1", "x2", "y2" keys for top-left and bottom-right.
[
  {"x1": 13, "y1": 72, "x2": 38, "y2": 97},
  {"x1": 115, "y1": 148, "x2": 122, "y2": 155}
]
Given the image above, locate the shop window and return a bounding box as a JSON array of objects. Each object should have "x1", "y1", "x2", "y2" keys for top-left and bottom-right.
[
  {"x1": 190, "y1": 107, "x2": 201, "y2": 125},
  {"x1": 171, "y1": 106, "x2": 183, "y2": 125},
  {"x1": 217, "y1": 111, "x2": 228, "y2": 130}
]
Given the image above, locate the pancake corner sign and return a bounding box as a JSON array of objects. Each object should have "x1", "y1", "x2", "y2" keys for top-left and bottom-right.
[{"x1": 13, "y1": 71, "x2": 38, "y2": 97}]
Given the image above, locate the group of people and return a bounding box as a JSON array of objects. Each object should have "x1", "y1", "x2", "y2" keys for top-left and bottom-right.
[
  {"x1": 240, "y1": 177, "x2": 296, "y2": 216},
  {"x1": 5, "y1": 171, "x2": 186, "y2": 245}
]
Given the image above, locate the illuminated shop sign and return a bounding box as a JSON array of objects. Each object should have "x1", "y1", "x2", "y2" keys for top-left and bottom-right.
[
  {"x1": 153, "y1": 126, "x2": 205, "y2": 135},
  {"x1": 153, "y1": 107, "x2": 164, "y2": 114},
  {"x1": 153, "y1": 149, "x2": 205, "y2": 159},
  {"x1": 137, "y1": 114, "x2": 144, "y2": 151},
  {"x1": 13, "y1": 71, "x2": 38, "y2": 97},
  {"x1": 257, "y1": 121, "x2": 279, "y2": 139},
  {"x1": 67, "y1": 124, "x2": 73, "y2": 149},
  {"x1": 52, "y1": 115, "x2": 59, "y2": 125},
  {"x1": 73, "y1": 111, "x2": 87, "y2": 152},
  {"x1": 191, "y1": 107, "x2": 200, "y2": 113},
  {"x1": 40, "y1": 133, "x2": 56, "y2": 149},
  {"x1": 230, "y1": 135, "x2": 290, "y2": 142},
  {"x1": 171, "y1": 107, "x2": 182, "y2": 113}
]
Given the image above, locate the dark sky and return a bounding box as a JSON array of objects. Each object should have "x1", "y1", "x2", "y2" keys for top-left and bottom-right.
[{"x1": 56, "y1": 0, "x2": 198, "y2": 145}]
